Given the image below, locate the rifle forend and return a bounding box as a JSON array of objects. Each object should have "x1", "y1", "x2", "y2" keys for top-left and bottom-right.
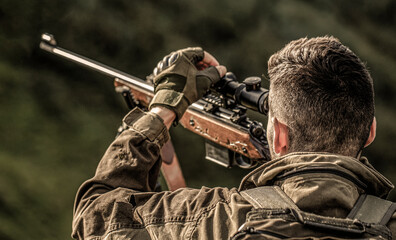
[{"x1": 40, "y1": 33, "x2": 270, "y2": 169}]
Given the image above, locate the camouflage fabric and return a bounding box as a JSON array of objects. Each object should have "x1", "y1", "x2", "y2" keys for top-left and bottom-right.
[{"x1": 72, "y1": 108, "x2": 396, "y2": 240}]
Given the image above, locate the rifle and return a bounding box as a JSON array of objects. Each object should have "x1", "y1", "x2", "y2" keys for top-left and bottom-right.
[{"x1": 39, "y1": 33, "x2": 270, "y2": 190}]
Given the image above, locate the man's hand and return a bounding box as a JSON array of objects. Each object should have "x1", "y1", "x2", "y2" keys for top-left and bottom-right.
[{"x1": 149, "y1": 47, "x2": 226, "y2": 122}]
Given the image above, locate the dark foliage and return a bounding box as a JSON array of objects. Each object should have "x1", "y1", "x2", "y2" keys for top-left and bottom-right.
[{"x1": 0, "y1": 0, "x2": 395, "y2": 238}]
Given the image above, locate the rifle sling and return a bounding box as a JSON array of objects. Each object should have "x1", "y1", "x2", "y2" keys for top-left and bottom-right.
[{"x1": 160, "y1": 140, "x2": 186, "y2": 191}]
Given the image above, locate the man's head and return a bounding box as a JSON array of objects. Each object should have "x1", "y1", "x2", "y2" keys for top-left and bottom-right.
[{"x1": 266, "y1": 36, "x2": 375, "y2": 158}]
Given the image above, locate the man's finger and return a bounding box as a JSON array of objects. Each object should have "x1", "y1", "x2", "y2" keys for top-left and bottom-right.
[
  {"x1": 215, "y1": 65, "x2": 227, "y2": 78},
  {"x1": 203, "y1": 51, "x2": 220, "y2": 66}
]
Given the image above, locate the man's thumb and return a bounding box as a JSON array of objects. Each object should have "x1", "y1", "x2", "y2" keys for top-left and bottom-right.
[{"x1": 215, "y1": 65, "x2": 227, "y2": 78}]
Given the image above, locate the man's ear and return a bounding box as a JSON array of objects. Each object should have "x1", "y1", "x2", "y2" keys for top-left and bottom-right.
[
  {"x1": 364, "y1": 117, "x2": 376, "y2": 148},
  {"x1": 273, "y1": 117, "x2": 289, "y2": 156}
]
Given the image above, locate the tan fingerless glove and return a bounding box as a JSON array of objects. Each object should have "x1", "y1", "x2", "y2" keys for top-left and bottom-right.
[{"x1": 149, "y1": 47, "x2": 221, "y2": 121}]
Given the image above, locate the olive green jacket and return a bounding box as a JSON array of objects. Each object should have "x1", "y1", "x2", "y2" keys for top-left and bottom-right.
[{"x1": 72, "y1": 108, "x2": 396, "y2": 239}]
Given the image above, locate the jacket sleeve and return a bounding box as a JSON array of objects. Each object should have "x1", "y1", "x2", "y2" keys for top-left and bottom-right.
[{"x1": 72, "y1": 107, "x2": 169, "y2": 230}]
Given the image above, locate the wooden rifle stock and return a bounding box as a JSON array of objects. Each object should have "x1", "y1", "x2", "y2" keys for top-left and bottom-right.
[{"x1": 114, "y1": 78, "x2": 263, "y2": 160}]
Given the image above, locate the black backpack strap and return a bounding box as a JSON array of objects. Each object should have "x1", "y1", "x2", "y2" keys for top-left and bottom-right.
[
  {"x1": 347, "y1": 194, "x2": 396, "y2": 225},
  {"x1": 240, "y1": 186, "x2": 298, "y2": 209}
]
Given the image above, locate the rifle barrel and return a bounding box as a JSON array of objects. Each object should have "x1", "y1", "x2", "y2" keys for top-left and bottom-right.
[{"x1": 40, "y1": 33, "x2": 154, "y2": 93}]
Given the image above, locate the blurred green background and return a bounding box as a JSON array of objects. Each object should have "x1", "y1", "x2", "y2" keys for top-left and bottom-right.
[{"x1": 1, "y1": 0, "x2": 396, "y2": 239}]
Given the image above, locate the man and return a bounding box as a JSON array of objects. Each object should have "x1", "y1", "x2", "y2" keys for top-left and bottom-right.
[{"x1": 72, "y1": 37, "x2": 395, "y2": 239}]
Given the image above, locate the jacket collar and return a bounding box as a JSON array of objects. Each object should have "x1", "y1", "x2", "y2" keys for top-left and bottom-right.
[{"x1": 239, "y1": 152, "x2": 394, "y2": 198}]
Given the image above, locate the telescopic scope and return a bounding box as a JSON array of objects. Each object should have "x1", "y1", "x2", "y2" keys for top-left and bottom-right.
[{"x1": 213, "y1": 72, "x2": 269, "y2": 115}]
